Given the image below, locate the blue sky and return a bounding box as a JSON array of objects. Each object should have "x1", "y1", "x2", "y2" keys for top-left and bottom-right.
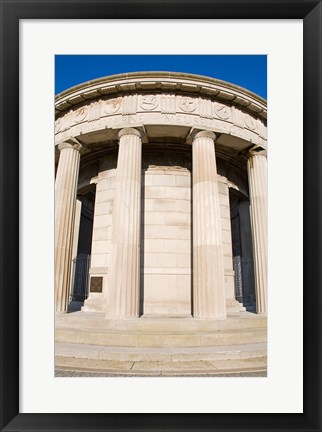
[{"x1": 55, "y1": 55, "x2": 267, "y2": 99}]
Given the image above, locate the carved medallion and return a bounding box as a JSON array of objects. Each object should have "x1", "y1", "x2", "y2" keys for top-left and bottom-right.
[
  {"x1": 55, "y1": 117, "x2": 63, "y2": 133},
  {"x1": 257, "y1": 119, "x2": 267, "y2": 139},
  {"x1": 73, "y1": 107, "x2": 88, "y2": 124},
  {"x1": 140, "y1": 95, "x2": 158, "y2": 110},
  {"x1": 214, "y1": 103, "x2": 231, "y2": 120},
  {"x1": 178, "y1": 97, "x2": 197, "y2": 113},
  {"x1": 244, "y1": 114, "x2": 257, "y2": 131},
  {"x1": 55, "y1": 113, "x2": 71, "y2": 132},
  {"x1": 103, "y1": 98, "x2": 121, "y2": 115}
]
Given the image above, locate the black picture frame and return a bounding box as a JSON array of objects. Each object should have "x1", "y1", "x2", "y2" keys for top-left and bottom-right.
[{"x1": 1, "y1": 1, "x2": 321, "y2": 431}]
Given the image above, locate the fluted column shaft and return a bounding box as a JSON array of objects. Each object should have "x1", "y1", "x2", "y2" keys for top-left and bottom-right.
[
  {"x1": 55, "y1": 142, "x2": 82, "y2": 312},
  {"x1": 107, "y1": 128, "x2": 142, "y2": 318},
  {"x1": 247, "y1": 152, "x2": 267, "y2": 313},
  {"x1": 192, "y1": 131, "x2": 226, "y2": 319}
]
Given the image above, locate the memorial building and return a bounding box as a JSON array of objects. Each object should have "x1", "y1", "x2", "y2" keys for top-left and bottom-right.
[{"x1": 54, "y1": 71, "x2": 267, "y2": 324}]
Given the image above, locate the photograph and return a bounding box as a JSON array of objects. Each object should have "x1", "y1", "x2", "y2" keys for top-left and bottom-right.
[
  {"x1": 1, "y1": 2, "x2": 321, "y2": 429},
  {"x1": 54, "y1": 55, "x2": 268, "y2": 377}
]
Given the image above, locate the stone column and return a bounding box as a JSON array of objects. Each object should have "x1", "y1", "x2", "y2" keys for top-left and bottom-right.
[
  {"x1": 55, "y1": 141, "x2": 82, "y2": 313},
  {"x1": 107, "y1": 128, "x2": 142, "y2": 318},
  {"x1": 192, "y1": 130, "x2": 226, "y2": 320},
  {"x1": 247, "y1": 150, "x2": 267, "y2": 313}
]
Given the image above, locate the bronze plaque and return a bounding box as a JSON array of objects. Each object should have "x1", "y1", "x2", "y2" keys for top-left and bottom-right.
[{"x1": 90, "y1": 276, "x2": 103, "y2": 293}]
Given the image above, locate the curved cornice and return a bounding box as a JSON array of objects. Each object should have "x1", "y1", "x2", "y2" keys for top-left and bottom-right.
[{"x1": 55, "y1": 71, "x2": 267, "y2": 121}]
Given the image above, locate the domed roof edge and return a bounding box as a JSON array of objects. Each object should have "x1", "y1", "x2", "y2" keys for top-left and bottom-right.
[{"x1": 55, "y1": 71, "x2": 266, "y2": 106}]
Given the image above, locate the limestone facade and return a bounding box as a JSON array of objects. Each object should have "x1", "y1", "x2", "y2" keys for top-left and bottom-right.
[{"x1": 55, "y1": 72, "x2": 267, "y2": 319}]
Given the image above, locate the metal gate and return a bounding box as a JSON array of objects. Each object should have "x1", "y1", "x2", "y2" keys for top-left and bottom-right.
[
  {"x1": 70, "y1": 254, "x2": 91, "y2": 303},
  {"x1": 233, "y1": 256, "x2": 253, "y2": 308}
]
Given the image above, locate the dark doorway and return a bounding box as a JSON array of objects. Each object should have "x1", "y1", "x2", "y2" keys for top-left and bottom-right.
[
  {"x1": 229, "y1": 189, "x2": 256, "y2": 312},
  {"x1": 68, "y1": 188, "x2": 95, "y2": 312}
]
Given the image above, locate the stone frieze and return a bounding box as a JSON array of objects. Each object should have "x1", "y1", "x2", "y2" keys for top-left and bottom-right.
[{"x1": 55, "y1": 93, "x2": 267, "y2": 146}]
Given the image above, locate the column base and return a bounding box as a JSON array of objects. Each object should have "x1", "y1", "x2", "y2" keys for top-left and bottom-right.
[
  {"x1": 226, "y1": 298, "x2": 246, "y2": 313},
  {"x1": 82, "y1": 293, "x2": 107, "y2": 313}
]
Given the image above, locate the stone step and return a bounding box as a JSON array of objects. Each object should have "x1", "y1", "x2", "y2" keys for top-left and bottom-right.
[
  {"x1": 55, "y1": 354, "x2": 267, "y2": 376},
  {"x1": 55, "y1": 311, "x2": 267, "y2": 332},
  {"x1": 55, "y1": 326, "x2": 266, "y2": 348},
  {"x1": 56, "y1": 341, "x2": 267, "y2": 362}
]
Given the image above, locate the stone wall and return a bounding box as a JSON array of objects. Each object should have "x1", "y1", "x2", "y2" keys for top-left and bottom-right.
[
  {"x1": 83, "y1": 158, "x2": 116, "y2": 312},
  {"x1": 141, "y1": 162, "x2": 192, "y2": 317}
]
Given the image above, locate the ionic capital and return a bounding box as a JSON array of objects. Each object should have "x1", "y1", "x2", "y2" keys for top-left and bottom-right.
[
  {"x1": 194, "y1": 130, "x2": 217, "y2": 141},
  {"x1": 118, "y1": 127, "x2": 144, "y2": 140},
  {"x1": 186, "y1": 128, "x2": 217, "y2": 144},
  {"x1": 247, "y1": 145, "x2": 267, "y2": 158},
  {"x1": 57, "y1": 137, "x2": 82, "y2": 153}
]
